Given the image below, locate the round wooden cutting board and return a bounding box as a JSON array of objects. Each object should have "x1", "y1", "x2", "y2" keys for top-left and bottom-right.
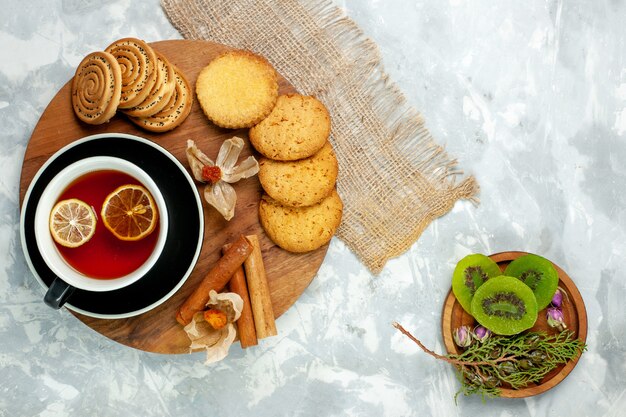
[{"x1": 19, "y1": 40, "x2": 329, "y2": 354}]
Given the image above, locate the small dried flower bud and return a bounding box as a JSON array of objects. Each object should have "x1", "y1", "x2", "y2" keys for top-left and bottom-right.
[
  {"x1": 546, "y1": 307, "x2": 567, "y2": 332},
  {"x1": 498, "y1": 361, "x2": 517, "y2": 376},
  {"x1": 518, "y1": 359, "x2": 533, "y2": 370},
  {"x1": 453, "y1": 326, "x2": 473, "y2": 348},
  {"x1": 490, "y1": 347, "x2": 502, "y2": 359},
  {"x1": 551, "y1": 289, "x2": 563, "y2": 308},
  {"x1": 203, "y1": 308, "x2": 228, "y2": 330},
  {"x1": 463, "y1": 370, "x2": 483, "y2": 386},
  {"x1": 472, "y1": 325, "x2": 492, "y2": 342},
  {"x1": 528, "y1": 350, "x2": 548, "y2": 364},
  {"x1": 483, "y1": 375, "x2": 501, "y2": 389}
]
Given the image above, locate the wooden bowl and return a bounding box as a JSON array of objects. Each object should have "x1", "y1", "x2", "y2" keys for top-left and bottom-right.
[{"x1": 441, "y1": 251, "x2": 588, "y2": 398}]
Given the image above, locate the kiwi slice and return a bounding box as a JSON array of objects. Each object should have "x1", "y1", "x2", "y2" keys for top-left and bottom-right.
[
  {"x1": 471, "y1": 276, "x2": 538, "y2": 335},
  {"x1": 452, "y1": 254, "x2": 502, "y2": 314},
  {"x1": 504, "y1": 254, "x2": 559, "y2": 310}
]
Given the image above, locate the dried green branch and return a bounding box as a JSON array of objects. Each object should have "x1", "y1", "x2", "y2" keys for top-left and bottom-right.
[{"x1": 393, "y1": 322, "x2": 586, "y2": 401}]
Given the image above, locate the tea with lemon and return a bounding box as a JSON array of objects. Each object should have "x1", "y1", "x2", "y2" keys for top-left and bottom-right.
[{"x1": 54, "y1": 170, "x2": 159, "y2": 279}]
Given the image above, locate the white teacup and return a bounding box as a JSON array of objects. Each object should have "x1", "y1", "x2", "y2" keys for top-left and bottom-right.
[{"x1": 34, "y1": 156, "x2": 168, "y2": 307}]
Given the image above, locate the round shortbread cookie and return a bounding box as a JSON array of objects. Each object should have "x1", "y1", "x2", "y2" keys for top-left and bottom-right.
[
  {"x1": 71, "y1": 51, "x2": 122, "y2": 125},
  {"x1": 259, "y1": 190, "x2": 343, "y2": 253},
  {"x1": 195, "y1": 50, "x2": 278, "y2": 129},
  {"x1": 105, "y1": 37, "x2": 158, "y2": 109},
  {"x1": 259, "y1": 142, "x2": 338, "y2": 207},
  {"x1": 122, "y1": 51, "x2": 176, "y2": 118},
  {"x1": 249, "y1": 94, "x2": 331, "y2": 161},
  {"x1": 128, "y1": 66, "x2": 192, "y2": 132}
]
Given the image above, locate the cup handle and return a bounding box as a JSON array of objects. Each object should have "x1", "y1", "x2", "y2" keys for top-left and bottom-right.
[{"x1": 44, "y1": 277, "x2": 75, "y2": 309}]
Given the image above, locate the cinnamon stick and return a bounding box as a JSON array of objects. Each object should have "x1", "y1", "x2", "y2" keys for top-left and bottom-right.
[
  {"x1": 226, "y1": 264, "x2": 258, "y2": 348},
  {"x1": 244, "y1": 235, "x2": 277, "y2": 339},
  {"x1": 176, "y1": 235, "x2": 253, "y2": 326}
]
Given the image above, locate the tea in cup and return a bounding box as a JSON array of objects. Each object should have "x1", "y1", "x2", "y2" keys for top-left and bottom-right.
[{"x1": 34, "y1": 156, "x2": 168, "y2": 308}]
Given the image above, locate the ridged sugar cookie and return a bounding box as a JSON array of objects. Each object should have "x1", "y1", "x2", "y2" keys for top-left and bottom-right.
[
  {"x1": 259, "y1": 190, "x2": 343, "y2": 253},
  {"x1": 105, "y1": 37, "x2": 158, "y2": 109},
  {"x1": 259, "y1": 142, "x2": 338, "y2": 207},
  {"x1": 71, "y1": 51, "x2": 122, "y2": 125},
  {"x1": 128, "y1": 66, "x2": 192, "y2": 132},
  {"x1": 122, "y1": 51, "x2": 175, "y2": 118},
  {"x1": 196, "y1": 50, "x2": 278, "y2": 129},
  {"x1": 249, "y1": 94, "x2": 330, "y2": 161}
]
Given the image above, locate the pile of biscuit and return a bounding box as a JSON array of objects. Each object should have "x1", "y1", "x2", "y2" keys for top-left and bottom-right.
[
  {"x1": 71, "y1": 37, "x2": 192, "y2": 132},
  {"x1": 195, "y1": 50, "x2": 343, "y2": 253}
]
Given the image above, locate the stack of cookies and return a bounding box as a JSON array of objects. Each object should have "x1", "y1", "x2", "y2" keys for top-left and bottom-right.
[
  {"x1": 71, "y1": 37, "x2": 192, "y2": 132},
  {"x1": 194, "y1": 50, "x2": 343, "y2": 253},
  {"x1": 251, "y1": 94, "x2": 343, "y2": 253}
]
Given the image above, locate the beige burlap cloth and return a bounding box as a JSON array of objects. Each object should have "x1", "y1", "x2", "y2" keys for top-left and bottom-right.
[{"x1": 161, "y1": 0, "x2": 479, "y2": 274}]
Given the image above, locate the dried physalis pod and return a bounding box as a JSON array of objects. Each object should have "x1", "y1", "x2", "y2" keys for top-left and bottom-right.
[
  {"x1": 183, "y1": 290, "x2": 243, "y2": 364},
  {"x1": 105, "y1": 37, "x2": 157, "y2": 109},
  {"x1": 71, "y1": 51, "x2": 122, "y2": 125},
  {"x1": 186, "y1": 138, "x2": 259, "y2": 220}
]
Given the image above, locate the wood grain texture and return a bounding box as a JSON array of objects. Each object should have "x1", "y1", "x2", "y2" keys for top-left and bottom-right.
[
  {"x1": 441, "y1": 251, "x2": 588, "y2": 398},
  {"x1": 19, "y1": 40, "x2": 329, "y2": 354}
]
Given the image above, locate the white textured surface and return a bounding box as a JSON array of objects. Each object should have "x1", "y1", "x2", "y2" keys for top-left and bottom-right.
[{"x1": 2, "y1": 0, "x2": 625, "y2": 415}]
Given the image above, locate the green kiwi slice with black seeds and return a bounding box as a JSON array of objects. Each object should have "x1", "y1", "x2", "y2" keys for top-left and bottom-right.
[
  {"x1": 471, "y1": 276, "x2": 538, "y2": 335},
  {"x1": 504, "y1": 253, "x2": 559, "y2": 310},
  {"x1": 452, "y1": 254, "x2": 503, "y2": 315}
]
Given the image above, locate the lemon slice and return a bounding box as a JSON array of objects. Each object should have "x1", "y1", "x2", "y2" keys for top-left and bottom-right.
[
  {"x1": 49, "y1": 198, "x2": 97, "y2": 248},
  {"x1": 101, "y1": 184, "x2": 158, "y2": 241}
]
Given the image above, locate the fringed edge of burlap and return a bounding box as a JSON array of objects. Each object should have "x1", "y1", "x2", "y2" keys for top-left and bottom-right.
[
  {"x1": 161, "y1": 0, "x2": 480, "y2": 274},
  {"x1": 296, "y1": 2, "x2": 480, "y2": 273}
]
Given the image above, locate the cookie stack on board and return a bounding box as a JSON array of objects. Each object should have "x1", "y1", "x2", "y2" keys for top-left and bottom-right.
[
  {"x1": 71, "y1": 37, "x2": 192, "y2": 132},
  {"x1": 251, "y1": 95, "x2": 342, "y2": 253},
  {"x1": 195, "y1": 50, "x2": 343, "y2": 253}
]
